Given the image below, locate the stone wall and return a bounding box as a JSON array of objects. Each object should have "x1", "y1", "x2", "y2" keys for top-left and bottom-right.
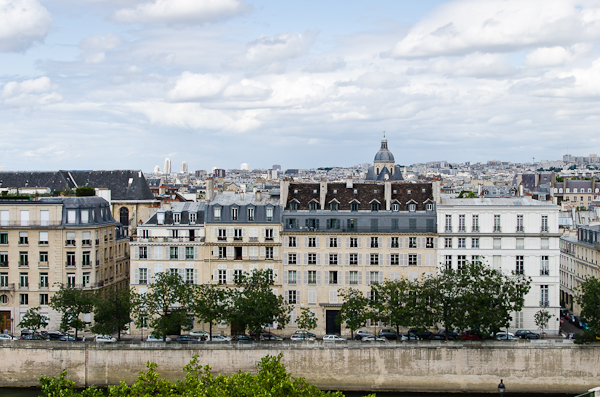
[{"x1": 1, "y1": 341, "x2": 598, "y2": 394}]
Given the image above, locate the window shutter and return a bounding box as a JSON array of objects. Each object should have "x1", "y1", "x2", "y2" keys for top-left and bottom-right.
[
  {"x1": 303, "y1": 270, "x2": 308, "y2": 285},
  {"x1": 213, "y1": 247, "x2": 219, "y2": 257},
  {"x1": 325, "y1": 253, "x2": 329, "y2": 266},
  {"x1": 227, "y1": 228, "x2": 233, "y2": 238},
  {"x1": 345, "y1": 271, "x2": 349, "y2": 285},
  {"x1": 358, "y1": 254, "x2": 363, "y2": 266},
  {"x1": 194, "y1": 247, "x2": 198, "y2": 260},
  {"x1": 316, "y1": 271, "x2": 321, "y2": 285},
  {"x1": 329, "y1": 290, "x2": 338, "y2": 304},
  {"x1": 304, "y1": 237, "x2": 309, "y2": 248},
  {"x1": 345, "y1": 253, "x2": 349, "y2": 266},
  {"x1": 285, "y1": 237, "x2": 289, "y2": 248},
  {"x1": 193, "y1": 269, "x2": 198, "y2": 284},
  {"x1": 213, "y1": 269, "x2": 218, "y2": 282},
  {"x1": 155, "y1": 263, "x2": 163, "y2": 273},
  {"x1": 303, "y1": 253, "x2": 308, "y2": 265},
  {"x1": 337, "y1": 237, "x2": 341, "y2": 248},
  {"x1": 434, "y1": 237, "x2": 438, "y2": 249},
  {"x1": 261, "y1": 228, "x2": 266, "y2": 238},
  {"x1": 227, "y1": 246, "x2": 234, "y2": 258},
  {"x1": 134, "y1": 248, "x2": 139, "y2": 260},
  {"x1": 226, "y1": 269, "x2": 233, "y2": 283},
  {"x1": 346, "y1": 237, "x2": 350, "y2": 248},
  {"x1": 284, "y1": 253, "x2": 289, "y2": 265},
  {"x1": 357, "y1": 237, "x2": 362, "y2": 248},
  {"x1": 378, "y1": 237, "x2": 382, "y2": 248},
  {"x1": 242, "y1": 228, "x2": 247, "y2": 237},
  {"x1": 367, "y1": 290, "x2": 371, "y2": 299},
  {"x1": 379, "y1": 272, "x2": 384, "y2": 284},
  {"x1": 387, "y1": 237, "x2": 391, "y2": 249},
  {"x1": 366, "y1": 272, "x2": 371, "y2": 285},
  {"x1": 214, "y1": 228, "x2": 218, "y2": 237},
  {"x1": 284, "y1": 270, "x2": 288, "y2": 284},
  {"x1": 260, "y1": 246, "x2": 266, "y2": 257},
  {"x1": 147, "y1": 268, "x2": 153, "y2": 282},
  {"x1": 379, "y1": 253, "x2": 383, "y2": 266},
  {"x1": 386, "y1": 254, "x2": 390, "y2": 266},
  {"x1": 179, "y1": 247, "x2": 184, "y2": 260},
  {"x1": 316, "y1": 237, "x2": 320, "y2": 248},
  {"x1": 274, "y1": 247, "x2": 279, "y2": 258},
  {"x1": 316, "y1": 253, "x2": 321, "y2": 265},
  {"x1": 418, "y1": 254, "x2": 422, "y2": 266},
  {"x1": 297, "y1": 271, "x2": 302, "y2": 285},
  {"x1": 366, "y1": 254, "x2": 371, "y2": 266},
  {"x1": 315, "y1": 219, "x2": 319, "y2": 229},
  {"x1": 325, "y1": 236, "x2": 330, "y2": 247},
  {"x1": 417, "y1": 237, "x2": 422, "y2": 249},
  {"x1": 242, "y1": 246, "x2": 247, "y2": 257},
  {"x1": 358, "y1": 271, "x2": 362, "y2": 285},
  {"x1": 178, "y1": 268, "x2": 185, "y2": 280},
  {"x1": 273, "y1": 228, "x2": 278, "y2": 238},
  {"x1": 404, "y1": 237, "x2": 409, "y2": 248},
  {"x1": 399, "y1": 237, "x2": 403, "y2": 248},
  {"x1": 339, "y1": 253, "x2": 344, "y2": 266},
  {"x1": 327, "y1": 219, "x2": 331, "y2": 229},
  {"x1": 324, "y1": 271, "x2": 329, "y2": 285},
  {"x1": 134, "y1": 268, "x2": 139, "y2": 284},
  {"x1": 401, "y1": 254, "x2": 408, "y2": 266}
]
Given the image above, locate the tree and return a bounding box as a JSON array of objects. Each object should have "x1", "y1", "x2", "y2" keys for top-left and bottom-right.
[
  {"x1": 296, "y1": 308, "x2": 317, "y2": 335},
  {"x1": 576, "y1": 277, "x2": 600, "y2": 343},
  {"x1": 49, "y1": 285, "x2": 94, "y2": 340},
  {"x1": 370, "y1": 279, "x2": 415, "y2": 341},
  {"x1": 534, "y1": 309, "x2": 552, "y2": 338},
  {"x1": 132, "y1": 271, "x2": 193, "y2": 340},
  {"x1": 18, "y1": 307, "x2": 48, "y2": 335},
  {"x1": 75, "y1": 186, "x2": 95, "y2": 197},
  {"x1": 336, "y1": 288, "x2": 370, "y2": 340},
  {"x1": 91, "y1": 286, "x2": 133, "y2": 341},
  {"x1": 190, "y1": 284, "x2": 228, "y2": 341},
  {"x1": 226, "y1": 269, "x2": 290, "y2": 340}
]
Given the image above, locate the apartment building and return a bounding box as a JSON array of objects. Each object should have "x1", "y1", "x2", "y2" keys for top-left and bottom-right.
[
  {"x1": 554, "y1": 179, "x2": 600, "y2": 209},
  {"x1": 560, "y1": 225, "x2": 600, "y2": 315},
  {"x1": 0, "y1": 197, "x2": 126, "y2": 333},
  {"x1": 280, "y1": 179, "x2": 439, "y2": 335},
  {"x1": 437, "y1": 197, "x2": 561, "y2": 334}
]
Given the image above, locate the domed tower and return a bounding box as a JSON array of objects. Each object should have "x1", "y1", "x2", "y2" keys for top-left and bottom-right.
[{"x1": 365, "y1": 133, "x2": 403, "y2": 181}]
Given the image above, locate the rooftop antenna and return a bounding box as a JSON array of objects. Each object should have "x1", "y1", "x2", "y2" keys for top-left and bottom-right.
[{"x1": 383, "y1": 131, "x2": 386, "y2": 138}]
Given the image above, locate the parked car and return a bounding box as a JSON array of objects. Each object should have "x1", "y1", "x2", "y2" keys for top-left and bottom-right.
[
  {"x1": 525, "y1": 332, "x2": 540, "y2": 340},
  {"x1": 361, "y1": 335, "x2": 386, "y2": 342},
  {"x1": 23, "y1": 334, "x2": 50, "y2": 341},
  {"x1": 260, "y1": 334, "x2": 283, "y2": 341},
  {"x1": 47, "y1": 330, "x2": 64, "y2": 340},
  {"x1": 416, "y1": 331, "x2": 436, "y2": 340},
  {"x1": 400, "y1": 333, "x2": 419, "y2": 341},
  {"x1": 20, "y1": 329, "x2": 33, "y2": 337},
  {"x1": 323, "y1": 334, "x2": 346, "y2": 341},
  {"x1": 460, "y1": 330, "x2": 483, "y2": 341},
  {"x1": 496, "y1": 334, "x2": 519, "y2": 341},
  {"x1": 95, "y1": 335, "x2": 117, "y2": 343},
  {"x1": 176, "y1": 335, "x2": 201, "y2": 343},
  {"x1": 436, "y1": 330, "x2": 459, "y2": 340},
  {"x1": 290, "y1": 334, "x2": 316, "y2": 341},
  {"x1": 378, "y1": 329, "x2": 398, "y2": 340},
  {"x1": 356, "y1": 330, "x2": 373, "y2": 337},
  {"x1": 0, "y1": 334, "x2": 18, "y2": 341},
  {"x1": 495, "y1": 331, "x2": 515, "y2": 338},
  {"x1": 59, "y1": 335, "x2": 80, "y2": 341},
  {"x1": 515, "y1": 330, "x2": 534, "y2": 339},
  {"x1": 231, "y1": 334, "x2": 253, "y2": 341},
  {"x1": 145, "y1": 335, "x2": 172, "y2": 342},
  {"x1": 209, "y1": 334, "x2": 231, "y2": 342},
  {"x1": 565, "y1": 333, "x2": 576, "y2": 340},
  {"x1": 189, "y1": 330, "x2": 210, "y2": 338}
]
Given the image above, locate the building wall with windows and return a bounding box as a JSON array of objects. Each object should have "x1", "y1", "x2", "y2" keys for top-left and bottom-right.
[
  {"x1": 281, "y1": 181, "x2": 438, "y2": 336},
  {"x1": 560, "y1": 225, "x2": 600, "y2": 315},
  {"x1": 0, "y1": 197, "x2": 124, "y2": 333},
  {"x1": 436, "y1": 198, "x2": 561, "y2": 334}
]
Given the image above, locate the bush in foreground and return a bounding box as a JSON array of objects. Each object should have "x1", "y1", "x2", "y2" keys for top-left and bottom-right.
[{"x1": 40, "y1": 354, "x2": 375, "y2": 397}]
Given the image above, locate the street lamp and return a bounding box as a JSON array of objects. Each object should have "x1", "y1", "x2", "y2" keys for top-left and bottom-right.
[{"x1": 498, "y1": 379, "x2": 505, "y2": 395}]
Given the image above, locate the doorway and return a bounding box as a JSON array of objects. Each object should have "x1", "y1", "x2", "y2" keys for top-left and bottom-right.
[
  {"x1": 0, "y1": 311, "x2": 11, "y2": 334},
  {"x1": 326, "y1": 310, "x2": 340, "y2": 335}
]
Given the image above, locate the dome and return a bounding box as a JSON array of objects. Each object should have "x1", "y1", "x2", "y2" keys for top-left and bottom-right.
[{"x1": 374, "y1": 138, "x2": 394, "y2": 162}]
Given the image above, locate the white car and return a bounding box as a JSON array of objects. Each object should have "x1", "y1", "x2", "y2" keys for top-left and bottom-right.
[
  {"x1": 496, "y1": 331, "x2": 515, "y2": 338},
  {"x1": 361, "y1": 335, "x2": 386, "y2": 342},
  {"x1": 95, "y1": 335, "x2": 117, "y2": 343},
  {"x1": 146, "y1": 335, "x2": 172, "y2": 342},
  {"x1": 209, "y1": 334, "x2": 231, "y2": 342},
  {"x1": 189, "y1": 330, "x2": 209, "y2": 338},
  {"x1": 0, "y1": 334, "x2": 18, "y2": 341},
  {"x1": 495, "y1": 334, "x2": 519, "y2": 341},
  {"x1": 356, "y1": 330, "x2": 374, "y2": 337},
  {"x1": 290, "y1": 334, "x2": 316, "y2": 341},
  {"x1": 323, "y1": 334, "x2": 346, "y2": 341}
]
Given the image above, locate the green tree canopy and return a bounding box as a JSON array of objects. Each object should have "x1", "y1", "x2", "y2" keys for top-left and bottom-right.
[
  {"x1": 190, "y1": 284, "x2": 228, "y2": 341},
  {"x1": 18, "y1": 307, "x2": 48, "y2": 334},
  {"x1": 91, "y1": 286, "x2": 133, "y2": 341},
  {"x1": 49, "y1": 285, "x2": 94, "y2": 339},
  {"x1": 296, "y1": 308, "x2": 318, "y2": 334},
  {"x1": 336, "y1": 288, "x2": 370, "y2": 339},
  {"x1": 370, "y1": 279, "x2": 416, "y2": 340},
  {"x1": 576, "y1": 277, "x2": 600, "y2": 343}
]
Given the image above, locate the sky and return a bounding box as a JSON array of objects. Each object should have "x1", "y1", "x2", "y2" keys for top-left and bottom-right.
[{"x1": 1, "y1": 0, "x2": 600, "y2": 172}]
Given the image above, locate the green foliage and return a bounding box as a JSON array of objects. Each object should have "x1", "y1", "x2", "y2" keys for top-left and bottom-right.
[
  {"x1": 574, "y1": 330, "x2": 598, "y2": 345},
  {"x1": 534, "y1": 310, "x2": 552, "y2": 337},
  {"x1": 91, "y1": 286, "x2": 133, "y2": 340},
  {"x1": 457, "y1": 190, "x2": 476, "y2": 198},
  {"x1": 190, "y1": 284, "x2": 228, "y2": 341},
  {"x1": 50, "y1": 285, "x2": 94, "y2": 339},
  {"x1": 296, "y1": 308, "x2": 318, "y2": 333},
  {"x1": 555, "y1": 176, "x2": 564, "y2": 182},
  {"x1": 75, "y1": 186, "x2": 96, "y2": 197},
  {"x1": 370, "y1": 279, "x2": 416, "y2": 339},
  {"x1": 41, "y1": 354, "x2": 365, "y2": 397},
  {"x1": 131, "y1": 271, "x2": 192, "y2": 340},
  {"x1": 336, "y1": 288, "x2": 370, "y2": 339},
  {"x1": 18, "y1": 307, "x2": 48, "y2": 333},
  {"x1": 576, "y1": 277, "x2": 600, "y2": 343},
  {"x1": 226, "y1": 269, "x2": 291, "y2": 338}
]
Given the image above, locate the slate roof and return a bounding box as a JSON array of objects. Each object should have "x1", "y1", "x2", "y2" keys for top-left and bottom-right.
[
  {"x1": 365, "y1": 165, "x2": 404, "y2": 181},
  {"x1": 0, "y1": 170, "x2": 155, "y2": 201},
  {"x1": 146, "y1": 201, "x2": 206, "y2": 225}
]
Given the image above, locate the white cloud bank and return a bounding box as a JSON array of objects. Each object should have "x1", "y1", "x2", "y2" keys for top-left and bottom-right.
[
  {"x1": 1, "y1": 76, "x2": 62, "y2": 107},
  {"x1": 79, "y1": 32, "x2": 122, "y2": 64},
  {"x1": 0, "y1": 0, "x2": 51, "y2": 52},
  {"x1": 112, "y1": 0, "x2": 249, "y2": 24}
]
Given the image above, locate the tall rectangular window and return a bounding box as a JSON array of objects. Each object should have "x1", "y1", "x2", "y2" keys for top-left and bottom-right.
[
  {"x1": 231, "y1": 208, "x2": 238, "y2": 221},
  {"x1": 471, "y1": 238, "x2": 479, "y2": 249},
  {"x1": 0, "y1": 273, "x2": 8, "y2": 287},
  {"x1": 541, "y1": 215, "x2": 549, "y2": 232},
  {"x1": 39, "y1": 273, "x2": 48, "y2": 288},
  {"x1": 218, "y1": 269, "x2": 226, "y2": 285},
  {"x1": 214, "y1": 207, "x2": 221, "y2": 221},
  {"x1": 266, "y1": 207, "x2": 273, "y2": 221},
  {"x1": 139, "y1": 247, "x2": 147, "y2": 259},
  {"x1": 370, "y1": 254, "x2": 379, "y2": 266},
  {"x1": 247, "y1": 208, "x2": 255, "y2": 221},
  {"x1": 391, "y1": 237, "x2": 399, "y2": 248},
  {"x1": 19, "y1": 232, "x2": 28, "y2": 245},
  {"x1": 307, "y1": 271, "x2": 317, "y2": 284},
  {"x1": 472, "y1": 215, "x2": 479, "y2": 232},
  {"x1": 371, "y1": 237, "x2": 378, "y2": 248},
  {"x1": 19, "y1": 273, "x2": 29, "y2": 288},
  {"x1": 445, "y1": 214, "x2": 452, "y2": 232},
  {"x1": 186, "y1": 247, "x2": 194, "y2": 259},
  {"x1": 458, "y1": 238, "x2": 466, "y2": 248},
  {"x1": 67, "y1": 273, "x2": 76, "y2": 287},
  {"x1": 444, "y1": 255, "x2": 452, "y2": 270},
  {"x1": 541, "y1": 256, "x2": 549, "y2": 276},
  {"x1": 329, "y1": 271, "x2": 338, "y2": 285},
  {"x1": 139, "y1": 268, "x2": 148, "y2": 285},
  {"x1": 349, "y1": 271, "x2": 358, "y2": 285},
  {"x1": 329, "y1": 254, "x2": 338, "y2": 265},
  {"x1": 288, "y1": 253, "x2": 297, "y2": 265},
  {"x1": 457, "y1": 255, "x2": 466, "y2": 272},
  {"x1": 349, "y1": 254, "x2": 358, "y2": 265},
  {"x1": 515, "y1": 256, "x2": 524, "y2": 275},
  {"x1": 288, "y1": 270, "x2": 297, "y2": 284},
  {"x1": 391, "y1": 254, "x2": 399, "y2": 265},
  {"x1": 516, "y1": 215, "x2": 524, "y2": 232},
  {"x1": 445, "y1": 238, "x2": 452, "y2": 248},
  {"x1": 540, "y1": 285, "x2": 549, "y2": 307},
  {"x1": 458, "y1": 215, "x2": 465, "y2": 232},
  {"x1": 494, "y1": 215, "x2": 501, "y2": 232}
]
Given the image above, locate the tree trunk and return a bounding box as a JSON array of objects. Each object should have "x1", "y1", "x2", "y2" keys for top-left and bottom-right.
[
  {"x1": 396, "y1": 325, "x2": 400, "y2": 341},
  {"x1": 209, "y1": 322, "x2": 212, "y2": 341}
]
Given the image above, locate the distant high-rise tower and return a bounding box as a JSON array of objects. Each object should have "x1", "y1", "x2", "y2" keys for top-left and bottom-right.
[
  {"x1": 181, "y1": 161, "x2": 188, "y2": 173},
  {"x1": 240, "y1": 163, "x2": 250, "y2": 171},
  {"x1": 153, "y1": 165, "x2": 161, "y2": 174},
  {"x1": 164, "y1": 158, "x2": 171, "y2": 174}
]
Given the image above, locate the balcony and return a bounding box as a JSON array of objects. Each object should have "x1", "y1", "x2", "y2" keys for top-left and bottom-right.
[
  {"x1": 82, "y1": 261, "x2": 92, "y2": 268},
  {"x1": 39, "y1": 282, "x2": 49, "y2": 289},
  {"x1": 0, "y1": 283, "x2": 15, "y2": 291},
  {"x1": 540, "y1": 269, "x2": 549, "y2": 276},
  {"x1": 494, "y1": 227, "x2": 502, "y2": 233},
  {"x1": 65, "y1": 240, "x2": 76, "y2": 247},
  {"x1": 38, "y1": 240, "x2": 49, "y2": 245},
  {"x1": 18, "y1": 283, "x2": 29, "y2": 289},
  {"x1": 539, "y1": 300, "x2": 549, "y2": 307},
  {"x1": 516, "y1": 227, "x2": 524, "y2": 233},
  {"x1": 217, "y1": 237, "x2": 227, "y2": 241},
  {"x1": 65, "y1": 261, "x2": 76, "y2": 268},
  {"x1": 249, "y1": 237, "x2": 259, "y2": 242},
  {"x1": 541, "y1": 227, "x2": 549, "y2": 233},
  {"x1": 0, "y1": 261, "x2": 8, "y2": 268},
  {"x1": 18, "y1": 261, "x2": 29, "y2": 267},
  {"x1": 82, "y1": 240, "x2": 91, "y2": 246},
  {"x1": 38, "y1": 262, "x2": 48, "y2": 268},
  {"x1": 472, "y1": 227, "x2": 479, "y2": 232}
]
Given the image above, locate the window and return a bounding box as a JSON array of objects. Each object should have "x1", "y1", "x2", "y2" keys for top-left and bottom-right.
[
  {"x1": 408, "y1": 254, "x2": 417, "y2": 266},
  {"x1": 541, "y1": 215, "x2": 549, "y2": 232},
  {"x1": 308, "y1": 253, "x2": 317, "y2": 265},
  {"x1": 391, "y1": 219, "x2": 399, "y2": 230},
  {"x1": 234, "y1": 269, "x2": 243, "y2": 283},
  {"x1": 66, "y1": 232, "x2": 76, "y2": 246},
  {"x1": 516, "y1": 238, "x2": 524, "y2": 249},
  {"x1": 189, "y1": 213, "x2": 196, "y2": 224},
  {"x1": 471, "y1": 255, "x2": 480, "y2": 264},
  {"x1": 349, "y1": 254, "x2": 358, "y2": 265},
  {"x1": 459, "y1": 215, "x2": 465, "y2": 232},
  {"x1": 541, "y1": 256, "x2": 549, "y2": 276},
  {"x1": 0, "y1": 233, "x2": 7, "y2": 244},
  {"x1": 19, "y1": 273, "x2": 29, "y2": 288},
  {"x1": 517, "y1": 215, "x2": 524, "y2": 232},
  {"x1": 309, "y1": 202, "x2": 318, "y2": 211},
  {"x1": 350, "y1": 237, "x2": 358, "y2": 248},
  {"x1": 214, "y1": 207, "x2": 221, "y2": 221},
  {"x1": 186, "y1": 269, "x2": 194, "y2": 284},
  {"x1": 408, "y1": 204, "x2": 416, "y2": 212},
  {"x1": 288, "y1": 253, "x2": 297, "y2": 265},
  {"x1": 329, "y1": 254, "x2": 338, "y2": 265},
  {"x1": 445, "y1": 238, "x2": 452, "y2": 248},
  {"x1": 444, "y1": 255, "x2": 452, "y2": 270},
  {"x1": 330, "y1": 202, "x2": 338, "y2": 211},
  {"x1": 287, "y1": 290, "x2": 297, "y2": 304},
  {"x1": 19, "y1": 252, "x2": 28, "y2": 267},
  {"x1": 185, "y1": 247, "x2": 194, "y2": 260},
  {"x1": 392, "y1": 203, "x2": 400, "y2": 211},
  {"x1": 286, "y1": 218, "x2": 298, "y2": 229},
  {"x1": 347, "y1": 218, "x2": 356, "y2": 230},
  {"x1": 19, "y1": 232, "x2": 28, "y2": 245},
  {"x1": 349, "y1": 271, "x2": 358, "y2": 285},
  {"x1": 289, "y1": 202, "x2": 298, "y2": 211},
  {"x1": 426, "y1": 203, "x2": 434, "y2": 211},
  {"x1": 82, "y1": 272, "x2": 90, "y2": 287},
  {"x1": 39, "y1": 232, "x2": 48, "y2": 245},
  {"x1": 327, "y1": 219, "x2": 340, "y2": 229},
  {"x1": 371, "y1": 237, "x2": 379, "y2": 248},
  {"x1": 265, "y1": 247, "x2": 273, "y2": 259},
  {"x1": 471, "y1": 238, "x2": 479, "y2": 249},
  {"x1": 457, "y1": 255, "x2": 466, "y2": 272},
  {"x1": 289, "y1": 237, "x2": 296, "y2": 247},
  {"x1": 540, "y1": 285, "x2": 549, "y2": 307},
  {"x1": 266, "y1": 207, "x2": 273, "y2": 221},
  {"x1": 409, "y1": 237, "x2": 417, "y2": 248},
  {"x1": 493, "y1": 238, "x2": 501, "y2": 249},
  {"x1": 371, "y1": 202, "x2": 380, "y2": 212},
  {"x1": 445, "y1": 214, "x2": 452, "y2": 232},
  {"x1": 370, "y1": 254, "x2": 379, "y2": 266},
  {"x1": 329, "y1": 237, "x2": 338, "y2": 248},
  {"x1": 67, "y1": 273, "x2": 76, "y2": 287},
  {"x1": 307, "y1": 218, "x2": 318, "y2": 229},
  {"x1": 0, "y1": 273, "x2": 7, "y2": 287},
  {"x1": 329, "y1": 271, "x2": 338, "y2": 285},
  {"x1": 82, "y1": 251, "x2": 90, "y2": 266},
  {"x1": 248, "y1": 207, "x2": 255, "y2": 221},
  {"x1": 139, "y1": 247, "x2": 147, "y2": 259},
  {"x1": 458, "y1": 238, "x2": 466, "y2": 248},
  {"x1": 20, "y1": 294, "x2": 28, "y2": 305},
  {"x1": 39, "y1": 294, "x2": 49, "y2": 305},
  {"x1": 39, "y1": 273, "x2": 48, "y2": 288},
  {"x1": 173, "y1": 213, "x2": 181, "y2": 224},
  {"x1": 139, "y1": 268, "x2": 148, "y2": 285},
  {"x1": 516, "y1": 256, "x2": 524, "y2": 275},
  {"x1": 426, "y1": 237, "x2": 434, "y2": 248},
  {"x1": 308, "y1": 237, "x2": 316, "y2": 248},
  {"x1": 218, "y1": 229, "x2": 226, "y2": 241},
  {"x1": 472, "y1": 215, "x2": 479, "y2": 232},
  {"x1": 67, "y1": 210, "x2": 76, "y2": 224},
  {"x1": 391, "y1": 237, "x2": 399, "y2": 248},
  {"x1": 308, "y1": 271, "x2": 317, "y2": 284},
  {"x1": 218, "y1": 247, "x2": 226, "y2": 259},
  {"x1": 231, "y1": 208, "x2": 238, "y2": 221},
  {"x1": 218, "y1": 269, "x2": 226, "y2": 285},
  {"x1": 0, "y1": 252, "x2": 6, "y2": 267},
  {"x1": 265, "y1": 229, "x2": 274, "y2": 241},
  {"x1": 369, "y1": 271, "x2": 379, "y2": 285},
  {"x1": 168, "y1": 247, "x2": 177, "y2": 260},
  {"x1": 494, "y1": 215, "x2": 501, "y2": 232},
  {"x1": 288, "y1": 270, "x2": 297, "y2": 284},
  {"x1": 391, "y1": 254, "x2": 399, "y2": 265},
  {"x1": 350, "y1": 203, "x2": 359, "y2": 212}
]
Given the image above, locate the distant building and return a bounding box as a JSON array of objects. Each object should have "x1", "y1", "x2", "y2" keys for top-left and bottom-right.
[
  {"x1": 273, "y1": 165, "x2": 281, "y2": 170},
  {"x1": 181, "y1": 161, "x2": 188, "y2": 174},
  {"x1": 153, "y1": 165, "x2": 160, "y2": 174},
  {"x1": 164, "y1": 158, "x2": 171, "y2": 175},
  {"x1": 195, "y1": 170, "x2": 207, "y2": 178},
  {"x1": 365, "y1": 136, "x2": 404, "y2": 181},
  {"x1": 240, "y1": 163, "x2": 250, "y2": 171},
  {"x1": 213, "y1": 169, "x2": 226, "y2": 178}
]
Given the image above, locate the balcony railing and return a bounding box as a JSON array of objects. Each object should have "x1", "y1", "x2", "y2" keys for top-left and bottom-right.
[
  {"x1": 249, "y1": 237, "x2": 259, "y2": 242},
  {"x1": 0, "y1": 220, "x2": 61, "y2": 227},
  {"x1": 38, "y1": 261, "x2": 48, "y2": 268},
  {"x1": 18, "y1": 283, "x2": 29, "y2": 289},
  {"x1": 472, "y1": 227, "x2": 479, "y2": 232},
  {"x1": 516, "y1": 227, "x2": 524, "y2": 232},
  {"x1": 494, "y1": 226, "x2": 502, "y2": 232},
  {"x1": 284, "y1": 226, "x2": 437, "y2": 233},
  {"x1": 0, "y1": 261, "x2": 8, "y2": 267},
  {"x1": 540, "y1": 269, "x2": 549, "y2": 276},
  {"x1": 65, "y1": 261, "x2": 76, "y2": 267},
  {"x1": 65, "y1": 240, "x2": 76, "y2": 246},
  {"x1": 18, "y1": 261, "x2": 29, "y2": 267},
  {"x1": 82, "y1": 240, "x2": 91, "y2": 246},
  {"x1": 82, "y1": 261, "x2": 92, "y2": 268},
  {"x1": 39, "y1": 282, "x2": 49, "y2": 289},
  {"x1": 539, "y1": 300, "x2": 549, "y2": 307},
  {"x1": 38, "y1": 241, "x2": 49, "y2": 245}
]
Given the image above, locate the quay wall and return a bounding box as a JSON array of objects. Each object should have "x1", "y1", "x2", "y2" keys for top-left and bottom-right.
[{"x1": 1, "y1": 341, "x2": 599, "y2": 394}]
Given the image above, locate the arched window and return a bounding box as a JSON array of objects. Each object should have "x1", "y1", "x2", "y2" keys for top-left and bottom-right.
[{"x1": 119, "y1": 207, "x2": 129, "y2": 226}]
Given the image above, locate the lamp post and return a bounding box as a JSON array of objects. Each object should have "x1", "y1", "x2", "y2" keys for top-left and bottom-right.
[{"x1": 498, "y1": 379, "x2": 505, "y2": 395}]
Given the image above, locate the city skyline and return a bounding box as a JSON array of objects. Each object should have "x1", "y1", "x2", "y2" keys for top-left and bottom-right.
[{"x1": 2, "y1": 0, "x2": 600, "y2": 171}]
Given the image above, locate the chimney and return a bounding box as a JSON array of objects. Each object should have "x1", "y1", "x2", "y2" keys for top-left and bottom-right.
[
  {"x1": 280, "y1": 180, "x2": 290, "y2": 206},
  {"x1": 346, "y1": 176, "x2": 353, "y2": 189},
  {"x1": 384, "y1": 180, "x2": 392, "y2": 211},
  {"x1": 320, "y1": 181, "x2": 327, "y2": 209},
  {"x1": 255, "y1": 190, "x2": 262, "y2": 201},
  {"x1": 205, "y1": 178, "x2": 214, "y2": 202}
]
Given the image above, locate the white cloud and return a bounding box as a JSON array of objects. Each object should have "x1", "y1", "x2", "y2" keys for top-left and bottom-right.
[
  {"x1": 386, "y1": 0, "x2": 600, "y2": 59},
  {"x1": 430, "y1": 53, "x2": 515, "y2": 78},
  {"x1": 167, "y1": 72, "x2": 229, "y2": 101},
  {"x1": 113, "y1": 0, "x2": 249, "y2": 25},
  {"x1": 524, "y1": 44, "x2": 592, "y2": 67},
  {"x1": 1, "y1": 76, "x2": 62, "y2": 107},
  {"x1": 78, "y1": 32, "x2": 122, "y2": 64},
  {"x1": 303, "y1": 57, "x2": 346, "y2": 73},
  {"x1": 0, "y1": 0, "x2": 51, "y2": 52}
]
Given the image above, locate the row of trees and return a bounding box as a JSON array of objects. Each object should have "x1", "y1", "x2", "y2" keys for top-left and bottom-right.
[{"x1": 337, "y1": 261, "x2": 532, "y2": 340}]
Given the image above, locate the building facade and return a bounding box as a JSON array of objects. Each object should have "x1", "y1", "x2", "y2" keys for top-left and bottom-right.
[{"x1": 436, "y1": 197, "x2": 561, "y2": 334}]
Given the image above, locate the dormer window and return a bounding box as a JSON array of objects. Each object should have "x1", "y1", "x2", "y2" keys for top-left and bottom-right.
[
  {"x1": 157, "y1": 212, "x2": 165, "y2": 225},
  {"x1": 351, "y1": 203, "x2": 359, "y2": 212},
  {"x1": 214, "y1": 207, "x2": 221, "y2": 221},
  {"x1": 313, "y1": 189, "x2": 318, "y2": 194},
  {"x1": 330, "y1": 203, "x2": 338, "y2": 211},
  {"x1": 392, "y1": 203, "x2": 399, "y2": 211},
  {"x1": 173, "y1": 213, "x2": 181, "y2": 224},
  {"x1": 266, "y1": 207, "x2": 273, "y2": 222},
  {"x1": 408, "y1": 204, "x2": 416, "y2": 212},
  {"x1": 290, "y1": 202, "x2": 298, "y2": 211},
  {"x1": 247, "y1": 207, "x2": 255, "y2": 221},
  {"x1": 426, "y1": 203, "x2": 433, "y2": 211},
  {"x1": 231, "y1": 207, "x2": 238, "y2": 221},
  {"x1": 371, "y1": 202, "x2": 380, "y2": 212},
  {"x1": 309, "y1": 202, "x2": 318, "y2": 211},
  {"x1": 189, "y1": 213, "x2": 196, "y2": 224}
]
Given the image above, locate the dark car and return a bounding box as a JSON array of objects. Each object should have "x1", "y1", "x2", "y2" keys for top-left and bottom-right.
[
  {"x1": 260, "y1": 334, "x2": 283, "y2": 341},
  {"x1": 515, "y1": 330, "x2": 534, "y2": 339},
  {"x1": 231, "y1": 334, "x2": 252, "y2": 341},
  {"x1": 47, "y1": 330, "x2": 64, "y2": 340},
  {"x1": 20, "y1": 329, "x2": 33, "y2": 337},
  {"x1": 461, "y1": 330, "x2": 483, "y2": 341},
  {"x1": 436, "y1": 330, "x2": 459, "y2": 340},
  {"x1": 418, "y1": 331, "x2": 436, "y2": 340},
  {"x1": 378, "y1": 329, "x2": 399, "y2": 340},
  {"x1": 59, "y1": 335, "x2": 80, "y2": 341},
  {"x1": 525, "y1": 332, "x2": 540, "y2": 340},
  {"x1": 176, "y1": 335, "x2": 201, "y2": 343},
  {"x1": 22, "y1": 334, "x2": 49, "y2": 341}
]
